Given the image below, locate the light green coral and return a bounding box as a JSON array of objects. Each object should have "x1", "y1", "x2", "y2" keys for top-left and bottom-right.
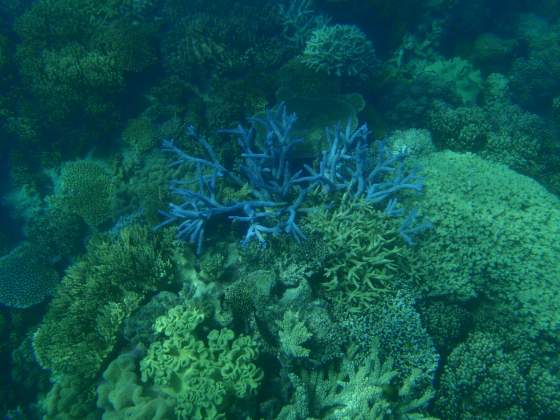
[
  {"x1": 302, "y1": 24, "x2": 376, "y2": 78},
  {"x1": 139, "y1": 303, "x2": 263, "y2": 419},
  {"x1": 277, "y1": 310, "x2": 312, "y2": 359},
  {"x1": 309, "y1": 199, "x2": 406, "y2": 311},
  {"x1": 279, "y1": 345, "x2": 435, "y2": 419},
  {"x1": 97, "y1": 352, "x2": 174, "y2": 420},
  {"x1": 387, "y1": 128, "x2": 436, "y2": 159},
  {"x1": 52, "y1": 159, "x2": 115, "y2": 227},
  {"x1": 410, "y1": 151, "x2": 560, "y2": 336},
  {"x1": 33, "y1": 225, "x2": 175, "y2": 380},
  {"x1": 435, "y1": 332, "x2": 529, "y2": 419}
]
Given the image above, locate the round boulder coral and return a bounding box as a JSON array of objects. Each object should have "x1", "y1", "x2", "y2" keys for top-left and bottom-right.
[
  {"x1": 302, "y1": 24, "x2": 376, "y2": 78},
  {"x1": 53, "y1": 160, "x2": 115, "y2": 227}
]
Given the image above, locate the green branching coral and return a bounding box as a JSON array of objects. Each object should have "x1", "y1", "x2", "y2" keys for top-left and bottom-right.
[
  {"x1": 309, "y1": 199, "x2": 406, "y2": 311},
  {"x1": 13, "y1": 0, "x2": 158, "y2": 158},
  {"x1": 52, "y1": 159, "x2": 115, "y2": 227},
  {"x1": 162, "y1": 4, "x2": 284, "y2": 84},
  {"x1": 302, "y1": 24, "x2": 377, "y2": 78},
  {"x1": 121, "y1": 116, "x2": 158, "y2": 154},
  {"x1": 32, "y1": 225, "x2": 176, "y2": 381},
  {"x1": 279, "y1": 345, "x2": 435, "y2": 419},
  {"x1": 428, "y1": 101, "x2": 490, "y2": 151},
  {"x1": 428, "y1": 95, "x2": 550, "y2": 180},
  {"x1": 24, "y1": 206, "x2": 86, "y2": 262},
  {"x1": 276, "y1": 310, "x2": 312, "y2": 359},
  {"x1": 139, "y1": 303, "x2": 263, "y2": 419}
]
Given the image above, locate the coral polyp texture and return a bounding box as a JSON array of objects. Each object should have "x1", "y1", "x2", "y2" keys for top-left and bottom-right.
[{"x1": 0, "y1": 243, "x2": 58, "y2": 308}]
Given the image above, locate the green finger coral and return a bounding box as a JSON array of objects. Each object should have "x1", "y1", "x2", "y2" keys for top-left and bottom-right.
[
  {"x1": 277, "y1": 310, "x2": 313, "y2": 359},
  {"x1": 278, "y1": 345, "x2": 435, "y2": 419},
  {"x1": 309, "y1": 199, "x2": 407, "y2": 312}
]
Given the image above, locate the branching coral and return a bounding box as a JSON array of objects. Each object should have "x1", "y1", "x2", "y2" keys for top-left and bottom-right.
[
  {"x1": 33, "y1": 225, "x2": 176, "y2": 381},
  {"x1": 308, "y1": 199, "x2": 407, "y2": 311},
  {"x1": 12, "y1": 0, "x2": 159, "y2": 158},
  {"x1": 159, "y1": 103, "x2": 426, "y2": 255},
  {"x1": 276, "y1": 310, "x2": 313, "y2": 359},
  {"x1": 278, "y1": 345, "x2": 435, "y2": 419}
]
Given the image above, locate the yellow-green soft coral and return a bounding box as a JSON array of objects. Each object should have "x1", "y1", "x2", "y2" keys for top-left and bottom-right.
[
  {"x1": 97, "y1": 352, "x2": 174, "y2": 420},
  {"x1": 139, "y1": 303, "x2": 263, "y2": 419}
]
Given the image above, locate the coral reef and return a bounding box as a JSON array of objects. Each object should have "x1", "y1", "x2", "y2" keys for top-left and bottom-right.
[
  {"x1": 2, "y1": 1, "x2": 560, "y2": 418},
  {"x1": 278, "y1": 345, "x2": 435, "y2": 419},
  {"x1": 160, "y1": 104, "x2": 425, "y2": 256},
  {"x1": 51, "y1": 160, "x2": 116, "y2": 227}
]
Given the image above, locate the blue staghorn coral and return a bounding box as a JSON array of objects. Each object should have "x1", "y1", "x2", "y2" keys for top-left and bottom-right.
[{"x1": 158, "y1": 103, "x2": 427, "y2": 254}]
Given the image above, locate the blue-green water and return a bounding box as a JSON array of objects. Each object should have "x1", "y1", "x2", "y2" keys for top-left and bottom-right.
[{"x1": 0, "y1": 1, "x2": 559, "y2": 419}]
